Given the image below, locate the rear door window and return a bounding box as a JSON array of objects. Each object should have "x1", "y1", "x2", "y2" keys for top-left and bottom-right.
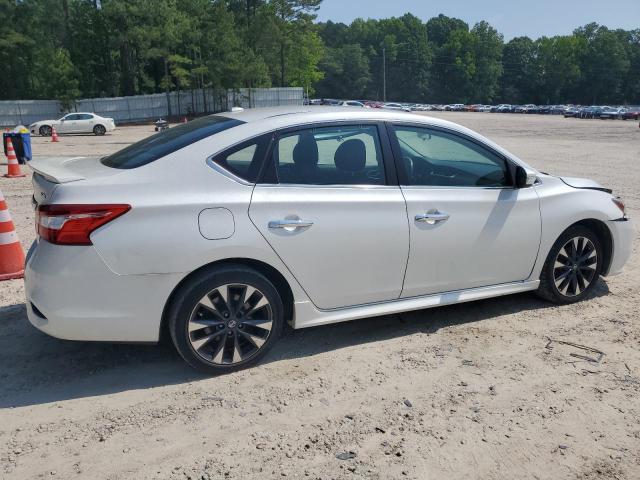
[
  {"x1": 270, "y1": 124, "x2": 386, "y2": 185},
  {"x1": 101, "y1": 115, "x2": 244, "y2": 169}
]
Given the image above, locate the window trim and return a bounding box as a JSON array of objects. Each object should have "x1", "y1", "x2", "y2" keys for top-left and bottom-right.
[
  {"x1": 207, "y1": 132, "x2": 274, "y2": 185},
  {"x1": 102, "y1": 115, "x2": 244, "y2": 170},
  {"x1": 386, "y1": 122, "x2": 516, "y2": 189},
  {"x1": 257, "y1": 121, "x2": 398, "y2": 188}
]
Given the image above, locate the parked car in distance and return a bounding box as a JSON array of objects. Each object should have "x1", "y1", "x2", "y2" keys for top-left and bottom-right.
[
  {"x1": 622, "y1": 107, "x2": 640, "y2": 120},
  {"x1": 549, "y1": 105, "x2": 567, "y2": 115},
  {"x1": 339, "y1": 101, "x2": 366, "y2": 107},
  {"x1": 599, "y1": 107, "x2": 625, "y2": 120},
  {"x1": 514, "y1": 105, "x2": 529, "y2": 113},
  {"x1": 320, "y1": 99, "x2": 341, "y2": 106},
  {"x1": 30, "y1": 112, "x2": 116, "y2": 136},
  {"x1": 492, "y1": 104, "x2": 512, "y2": 113},
  {"x1": 580, "y1": 106, "x2": 605, "y2": 119},
  {"x1": 383, "y1": 102, "x2": 412, "y2": 112},
  {"x1": 25, "y1": 107, "x2": 632, "y2": 373},
  {"x1": 445, "y1": 104, "x2": 466, "y2": 111},
  {"x1": 563, "y1": 106, "x2": 581, "y2": 118}
]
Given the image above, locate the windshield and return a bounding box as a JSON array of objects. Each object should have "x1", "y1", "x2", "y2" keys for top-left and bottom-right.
[{"x1": 101, "y1": 115, "x2": 244, "y2": 169}]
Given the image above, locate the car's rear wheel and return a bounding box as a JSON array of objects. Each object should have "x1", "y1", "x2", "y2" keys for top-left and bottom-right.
[
  {"x1": 39, "y1": 125, "x2": 52, "y2": 136},
  {"x1": 168, "y1": 266, "x2": 284, "y2": 373},
  {"x1": 537, "y1": 225, "x2": 603, "y2": 304},
  {"x1": 93, "y1": 124, "x2": 106, "y2": 136}
]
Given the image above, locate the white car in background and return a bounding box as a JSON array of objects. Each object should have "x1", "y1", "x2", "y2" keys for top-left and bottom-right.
[
  {"x1": 383, "y1": 102, "x2": 412, "y2": 112},
  {"x1": 339, "y1": 101, "x2": 366, "y2": 107},
  {"x1": 25, "y1": 107, "x2": 632, "y2": 373},
  {"x1": 29, "y1": 112, "x2": 116, "y2": 137}
]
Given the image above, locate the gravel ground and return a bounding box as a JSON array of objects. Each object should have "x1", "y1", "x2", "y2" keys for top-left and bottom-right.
[{"x1": 0, "y1": 114, "x2": 638, "y2": 480}]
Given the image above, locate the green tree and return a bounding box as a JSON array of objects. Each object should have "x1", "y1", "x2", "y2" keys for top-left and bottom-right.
[
  {"x1": 575, "y1": 24, "x2": 630, "y2": 104},
  {"x1": 315, "y1": 43, "x2": 371, "y2": 98},
  {"x1": 501, "y1": 36, "x2": 537, "y2": 103},
  {"x1": 268, "y1": 0, "x2": 322, "y2": 86},
  {"x1": 469, "y1": 21, "x2": 503, "y2": 102}
]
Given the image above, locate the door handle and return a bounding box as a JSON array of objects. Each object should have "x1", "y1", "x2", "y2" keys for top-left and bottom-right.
[
  {"x1": 415, "y1": 211, "x2": 450, "y2": 225},
  {"x1": 268, "y1": 219, "x2": 314, "y2": 230}
]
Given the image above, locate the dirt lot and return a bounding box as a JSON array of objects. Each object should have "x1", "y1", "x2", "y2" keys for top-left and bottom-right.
[{"x1": 1, "y1": 114, "x2": 639, "y2": 480}]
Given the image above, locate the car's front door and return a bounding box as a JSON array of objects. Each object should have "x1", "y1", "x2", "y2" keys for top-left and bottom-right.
[
  {"x1": 390, "y1": 124, "x2": 541, "y2": 297},
  {"x1": 57, "y1": 114, "x2": 78, "y2": 133},
  {"x1": 249, "y1": 123, "x2": 409, "y2": 310}
]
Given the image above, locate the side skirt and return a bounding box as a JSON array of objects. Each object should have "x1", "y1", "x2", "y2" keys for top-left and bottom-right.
[{"x1": 293, "y1": 280, "x2": 540, "y2": 329}]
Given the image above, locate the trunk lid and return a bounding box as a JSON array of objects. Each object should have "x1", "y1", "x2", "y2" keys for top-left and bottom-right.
[{"x1": 30, "y1": 156, "x2": 124, "y2": 205}]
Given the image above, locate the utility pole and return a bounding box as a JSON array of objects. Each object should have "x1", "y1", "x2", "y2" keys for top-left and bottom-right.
[
  {"x1": 382, "y1": 47, "x2": 386, "y2": 103},
  {"x1": 165, "y1": 57, "x2": 172, "y2": 118}
]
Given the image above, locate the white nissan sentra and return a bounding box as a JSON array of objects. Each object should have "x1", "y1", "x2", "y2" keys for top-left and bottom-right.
[{"x1": 25, "y1": 107, "x2": 632, "y2": 373}]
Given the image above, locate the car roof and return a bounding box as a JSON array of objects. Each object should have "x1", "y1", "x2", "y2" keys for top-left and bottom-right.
[{"x1": 219, "y1": 106, "x2": 453, "y2": 129}]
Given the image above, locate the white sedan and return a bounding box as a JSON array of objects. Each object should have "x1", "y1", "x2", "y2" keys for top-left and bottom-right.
[
  {"x1": 29, "y1": 112, "x2": 116, "y2": 136},
  {"x1": 25, "y1": 107, "x2": 633, "y2": 373}
]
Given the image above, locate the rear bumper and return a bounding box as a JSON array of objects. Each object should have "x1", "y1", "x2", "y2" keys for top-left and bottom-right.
[
  {"x1": 24, "y1": 240, "x2": 183, "y2": 342},
  {"x1": 607, "y1": 218, "x2": 633, "y2": 276}
]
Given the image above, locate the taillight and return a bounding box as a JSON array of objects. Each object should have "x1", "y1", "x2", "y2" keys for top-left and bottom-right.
[{"x1": 36, "y1": 204, "x2": 130, "y2": 245}]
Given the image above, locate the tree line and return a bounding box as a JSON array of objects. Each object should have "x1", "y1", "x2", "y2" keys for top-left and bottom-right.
[{"x1": 1, "y1": 0, "x2": 638, "y2": 106}]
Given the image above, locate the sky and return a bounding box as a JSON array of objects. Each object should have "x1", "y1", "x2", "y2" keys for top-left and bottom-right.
[{"x1": 315, "y1": 0, "x2": 640, "y2": 40}]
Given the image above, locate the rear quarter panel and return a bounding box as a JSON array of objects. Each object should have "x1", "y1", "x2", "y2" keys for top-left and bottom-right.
[{"x1": 49, "y1": 134, "x2": 309, "y2": 305}]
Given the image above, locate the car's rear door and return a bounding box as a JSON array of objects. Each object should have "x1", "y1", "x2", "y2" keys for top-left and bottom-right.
[
  {"x1": 249, "y1": 122, "x2": 409, "y2": 310},
  {"x1": 77, "y1": 113, "x2": 95, "y2": 132},
  {"x1": 389, "y1": 123, "x2": 541, "y2": 297}
]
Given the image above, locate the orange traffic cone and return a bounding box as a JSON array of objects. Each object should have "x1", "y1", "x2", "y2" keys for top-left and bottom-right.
[
  {"x1": 3, "y1": 137, "x2": 25, "y2": 178},
  {"x1": 51, "y1": 126, "x2": 59, "y2": 142},
  {"x1": 0, "y1": 188, "x2": 25, "y2": 281}
]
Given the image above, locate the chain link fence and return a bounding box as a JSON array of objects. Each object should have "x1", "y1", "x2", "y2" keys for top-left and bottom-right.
[{"x1": 0, "y1": 88, "x2": 304, "y2": 127}]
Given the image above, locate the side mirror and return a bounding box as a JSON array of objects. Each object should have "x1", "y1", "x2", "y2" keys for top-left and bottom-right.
[{"x1": 515, "y1": 166, "x2": 537, "y2": 188}]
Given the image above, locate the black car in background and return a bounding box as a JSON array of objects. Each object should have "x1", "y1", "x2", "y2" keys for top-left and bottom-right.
[{"x1": 579, "y1": 106, "x2": 605, "y2": 119}]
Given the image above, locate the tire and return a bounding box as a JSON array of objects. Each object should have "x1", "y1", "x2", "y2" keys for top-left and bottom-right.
[
  {"x1": 168, "y1": 265, "x2": 284, "y2": 373},
  {"x1": 93, "y1": 124, "x2": 106, "y2": 136},
  {"x1": 536, "y1": 225, "x2": 603, "y2": 304},
  {"x1": 39, "y1": 125, "x2": 52, "y2": 136}
]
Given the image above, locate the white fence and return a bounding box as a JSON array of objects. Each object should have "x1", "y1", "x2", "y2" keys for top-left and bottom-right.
[{"x1": 0, "y1": 88, "x2": 304, "y2": 127}]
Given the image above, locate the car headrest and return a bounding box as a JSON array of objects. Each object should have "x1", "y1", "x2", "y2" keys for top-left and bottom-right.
[
  {"x1": 334, "y1": 139, "x2": 366, "y2": 172},
  {"x1": 292, "y1": 133, "x2": 319, "y2": 169}
]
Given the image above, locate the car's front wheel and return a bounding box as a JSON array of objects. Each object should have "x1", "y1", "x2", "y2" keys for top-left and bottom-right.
[
  {"x1": 93, "y1": 124, "x2": 106, "y2": 136},
  {"x1": 168, "y1": 266, "x2": 284, "y2": 373},
  {"x1": 537, "y1": 225, "x2": 603, "y2": 304},
  {"x1": 39, "y1": 125, "x2": 52, "y2": 136}
]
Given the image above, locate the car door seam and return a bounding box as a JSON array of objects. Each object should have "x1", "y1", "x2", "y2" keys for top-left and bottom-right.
[
  {"x1": 247, "y1": 183, "x2": 319, "y2": 311},
  {"x1": 398, "y1": 185, "x2": 412, "y2": 299}
]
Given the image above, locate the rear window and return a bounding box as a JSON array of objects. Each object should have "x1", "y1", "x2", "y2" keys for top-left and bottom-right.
[{"x1": 101, "y1": 115, "x2": 244, "y2": 169}]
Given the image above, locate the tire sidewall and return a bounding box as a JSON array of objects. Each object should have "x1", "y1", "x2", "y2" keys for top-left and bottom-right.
[
  {"x1": 39, "y1": 125, "x2": 52, "y2": 136},
  {"x1": 94, "y1": 125, "x2": 106, "y2": 136},
  {"x1": 543, "y1": 225, "x2": 603, "y2": 303},
  {"x1": 169, "y1": 267, "x2": 284, "y2": 373}
]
